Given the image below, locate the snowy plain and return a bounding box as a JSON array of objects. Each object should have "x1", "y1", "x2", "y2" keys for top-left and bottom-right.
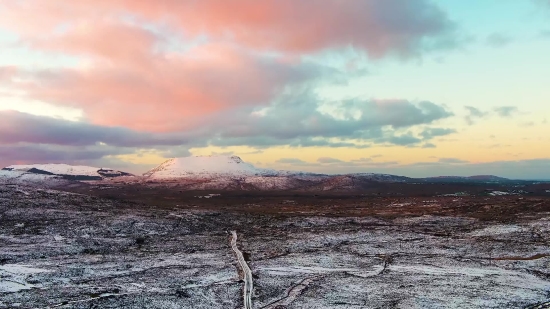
[{"x1": 0, "y1": 185, "x2": 549, "y2": 308}]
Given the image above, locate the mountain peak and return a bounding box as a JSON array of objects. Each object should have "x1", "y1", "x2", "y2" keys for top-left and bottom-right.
[{"x1": 143, "y1": 155, "x2": 274, "y2": 178}]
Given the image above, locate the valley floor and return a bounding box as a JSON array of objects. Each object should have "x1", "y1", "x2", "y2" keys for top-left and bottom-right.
[{"x1": 0, "y1": 185, "x2": 549, "y2": 308}]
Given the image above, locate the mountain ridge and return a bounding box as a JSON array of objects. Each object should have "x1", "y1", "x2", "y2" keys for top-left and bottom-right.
[
  {"x1": 3, "y1": 164, "x2": 133, "y2": 180},
  {"x1": 1, "y1": 156, "x2": 523, "y2": 191}
]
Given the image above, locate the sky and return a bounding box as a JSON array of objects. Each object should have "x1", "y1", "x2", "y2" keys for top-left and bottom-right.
[{"x1": 0, "y1": 0, "x2": 549, "y2": 179}]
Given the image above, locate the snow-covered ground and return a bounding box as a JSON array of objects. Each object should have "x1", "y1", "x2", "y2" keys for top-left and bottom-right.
[
  {"x1": 0, "y1": 186, "x2": 549, "y2": 308},
  {"x1": 489, "y1": 191, "x2": 510, "y2": 196},
  {"x1": 0, "y1": 264, "x2": 52, "y2": 293},
  {"x1": 0, "y1": 170, "x2": 68, "y2": 188}
]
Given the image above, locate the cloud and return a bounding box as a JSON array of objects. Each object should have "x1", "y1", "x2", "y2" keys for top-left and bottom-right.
[
  {"x1": 205, "y1": 93, "x2": 453, "y2": 146},
  {"x1": 5, "y1": 54, "x2": 452, "y2": 135},
  {"x1": 0, "y1": 0, "x2": 461, "y2": 160},
  {"x1": 30, "y1": 21, "x2": 160, "y2": 67},
  {"x1": 317, "y1": 157, "x2": 344, "y2": 164},
  {"x1": 0, "y1": 0, "x2": 461, "y2": 133},
  {"x1": 465, "y1": 106, "x2": 487, "y2": 117},
  {"x1": 0, "y1": 143, "x2": 129, "y2": 165},
  {"x1": 0, "y1": 88, "x2": 455, "y2": 155},
  {"x1": 272, "y1": 156, "x2": 402, "y2": 173},
  {"x1": 209, "y1": 151, "x2": 235, "y2": 157},
  {"x1": 535, "y1": 0, "x2": 550, "y2": 9},
  {"x1": 464, "y1": 105, "x2": 522, "y2": 124},
  {"x1": 464, "y1": 106, "x2": 488, "y2": 125},
  {"x1": 419, "y1": 127, "x2": 456, "y2": 139},
  {"x1": 9, "y1": 44, "x2": 318, "y2": 132},
  {"x1": 487, "y1": 144, "x2": 511, "y2": 148},
  {"x1": 494, "y1": 106, "x2": 519, "y2": 117},
  {"x1": 158, "y1": 147, "x2": 192, "y2": 158},
  {"x1": 1, "y1": 0, "x2": 458, "y2": 58},
  {"x1": 105, "y1": 89, "x2": 447, "y2": 149},
  {"x1": 351, "y1": 157, "x2": 374, "y2": 163},
  {"x1": 0, "y1": 66, "x2": 17, "y2": 81},
  {"x1": 486, "y1": 33, "x2": 512, "y2": 47},
  {"x1": 0, "y1": 110, "x2": 187, "y2": 147},
  {"x1": 276, "y1": 158, "x2": 308, "y2": 165},
  {"x1": 0, "y1": 143, "x2": 159, "y2": 174},
  {"x1": 381, "y1": 134, "x2": 423, "y2": 146},
  {"x1": 438, "y1": 158, "x2": 469, "y2": 164},
  {"x1": 287, "y1": 138, "x2": 371, "y2": 149}
]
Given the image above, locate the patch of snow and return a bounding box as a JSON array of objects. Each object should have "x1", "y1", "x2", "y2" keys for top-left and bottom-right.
[
  {"x1": 390, "y1": 264, "x2": 505, "y2": 276},
  {"x1": 0, "y1": 264, "x2": 51, "y2": 274},
  {"x1": 53, "y1": 235, "x2": 65, "y2": 241},
  {"x1": 390, "y1": 264, "x2": 550, "y2": 290},
  {"x1": 260, "y1": 266, "x2": 360, "y2": 274},
  {"x1": 0, "y1": 264, "x2": 52, "y2": 293},
  {"x1": 16, "y1": 189, "x2": 30, "y2": 195},
  {"x1": 0, "y1": 170, "x2": 67, "y2": 187},
  {"x1": 441, "y1": 192, "x2": 469, "y2": 197},
  {"x1": 0, "y1": 281, "x2": 34, "y2": 293},
  {"x1": 468, "y1": 225, "x2": 524, "y2": 236},
  {"x1": 258, "y1": 266, "x2": 382, "y2": 278},
  {"x1": 195, "y1": 194, "x2": 221, "y2": 199},
  {"x1": 390, "y1": 202, "x2": 412, "y2": 207},
  {"x1": 488, "y1": 191, "x2": 509, "y2": 196}
]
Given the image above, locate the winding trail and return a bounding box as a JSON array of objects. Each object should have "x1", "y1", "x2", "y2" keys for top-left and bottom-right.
[{"x1": 231, "y1": 231, "x2": 253, "y2": 309}]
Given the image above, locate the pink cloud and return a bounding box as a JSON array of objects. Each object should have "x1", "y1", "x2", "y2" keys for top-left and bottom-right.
[
  {"x1": 16, "y1": 42, "x2": 311, "y2": 131},
  {"x1": 0, "y1": 0, "x2": 456, "y2": 132},
  {"x1": 2, "y1": 0, "x2": 455, "y2": 56},
  {"x1": 0, "y1": 67, "x2": 16, "y2": 83},
  {"x1": 31, "y1": 21, "x2": 159, "y2": 67}
]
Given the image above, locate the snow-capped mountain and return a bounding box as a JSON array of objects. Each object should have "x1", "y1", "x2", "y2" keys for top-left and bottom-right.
[
  {"x1": 3, "y1": 164, "x2": 133, "y2": 180},
  {"x1": 137, "y1": 156, "x2": 517, "y2": 191},
  {"x1": 0, "y1": 170, "x2": 69, "y2": 188},
  {"x1": 138, "y1": 156, "x2": 414, "y2": 191},
  {"x1": 143, "y1": 156, "x2": 280, "y2": 178}
]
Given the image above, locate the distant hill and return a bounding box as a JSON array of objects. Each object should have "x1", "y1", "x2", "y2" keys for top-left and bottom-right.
[
  {"x1": 3, "y1": 164, "x2": 133, "y2": 181},
  {"x1": 420, "y1": 175, "x2": 511, "y2": 183},
  {"x1": 136, "y1": 156, "x2": 515, "y2": 191}
]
